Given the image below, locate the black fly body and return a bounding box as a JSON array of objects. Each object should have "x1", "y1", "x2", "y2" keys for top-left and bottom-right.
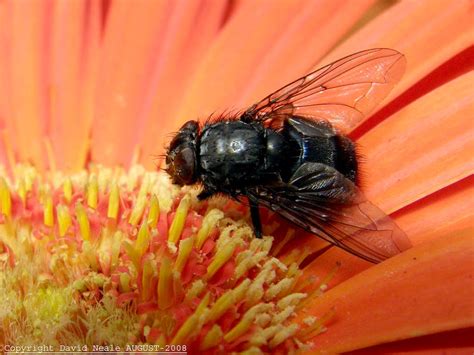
[{"x1": 165, "y1": 48, "x2": 412, "y2": 263}]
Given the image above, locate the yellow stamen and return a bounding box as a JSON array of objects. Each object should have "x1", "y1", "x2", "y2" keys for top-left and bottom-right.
[
  {"x1": 200, "y1": 324, "x2": 223, "y2": 351},
  {"x1": 272, "y1": 306, "x2": 295, "y2": 325},
  {"x1": 17, "y1": 178, "x2": 26, "y2": 206},
  {"x1": 240, "y1": 348, "x2": 264, "y2": 355},
  {"x1": 206, "y1": 239, "x2": 237, "y2": 279},
  {"x1": 224, "y1": 303, "x2": 273, "y2": 343},
  {"x1": 245, "y1": 263, "x2": 275, "y2": 308},
  {"x1": 142, "y1": 258, "x2": 156, "y2": 301},
  {"x1": 87, "y1": 175, "x2": 98, "y2": 209},
  {"x1": 255, "y1": 313, "x2": 272, "y2": 327},
  {"x1": 56, "y1": 204, "x2": 72, "y2": 237},
  {"x1": 207, "y1": 279, "x2": 250, "y2": 322},
  {"x1": 0, "y1": 177, "x2": 12, "y2": 217},
  {"x1": 63, "y1": 178, "x2": 73, "y2": 203},
  {"x1": 82, "y1": 241, "x2": 99, "y2": 271},
  {"x1": 43, "y1": 194, "x2": 54, "y2": 227},
  {"x1": 250, "y1": 236, "x2": 273, "y2": 253},
  {"x1": 235, "y1": 251, "x2": 267, "y2": 280},
  {"x1": 129, "y1": 175, "x2": 149, "y2": 225},
  {"x1": 173, "y1": 271, "x2": 185, "y2": 303},
  {"x1": 135, "y1": 222, "x2": 150, "y2": 256},
  {"x1": 280, "y1": 249, "x2": 300, "y2": 265},
  {"x1": 185, "y1": 280, "x2": 206, "y2": 302},
  {"x1": 110, "y1": 230, "x2": 122, "y2": 269},
  {"x1": 107, "y1": 183, "x2": 120, "y2": 220},
  {"x1": 143, "y1": 325, "x2": 151, "y2": 338},
  {"x1": 196, "y1": 209, "x2": 224, "y2": 249},
  {"x1": 175, "y1": 237, "x2": 194, "y2": 274},
  {"x1": 158, "y1": 257, "x2": 173, "y2": 310},
  {"x1": 75, "y1": 203, "x2": 91, "y2": 241},
  {"x1": 119, "y1": 272, "x2": 131, "y2": 293},
  {"x1": 123, "y1": 240, "x2": 140, "y2": 270},
  {"x1": 171, "y1": 292, "x2": 210, "y2": 344},
  {"x1": 250, "y1": 325, "x2": 279, "y2": 346},
  {"x1": 299, "y1": 308, "x2": 336, "y2": 340},
  {"x1": 23, "y1": 168, "x2": 35, "y2": 192},
  {"x1": 269, "y1": 324, "x2": 298, "y2": 349},
  {"x1": 207, "y1": 291, "x2": 234, "y2": 322},
  {"x1": 286, "y1": 262, "x2": 300, "y2": 278},
  {"x1": 147, "y1": 194, "x2": 160, "y2": 228},
  {"x1": 265, "y1": 278, "x2": 293, "y2": 301},
  {"x1": 168, "y1": 194, "x2": 190, "y2": 244},
  {"x1": 277, "y1": 293, "x2": 307, "y2": 310}
]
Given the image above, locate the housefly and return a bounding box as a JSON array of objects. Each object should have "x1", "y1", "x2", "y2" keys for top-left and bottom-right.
[{"x1": 165, "y1": 48, "x2": 411, "y2": 263}]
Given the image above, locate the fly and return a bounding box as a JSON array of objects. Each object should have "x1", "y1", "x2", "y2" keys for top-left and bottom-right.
[{"x1": 165, "y1": 48, "x2": 411, "y2": 263}]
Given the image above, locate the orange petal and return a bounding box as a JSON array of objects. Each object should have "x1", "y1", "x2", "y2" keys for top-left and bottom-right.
[
  {"x1": 359, "y1": 72, "x2": 474, "y2": 213},
  {"x1": 296, "y1": 230, "x2": 474, "y2": 353},
  {"x1": 91, "y1": 0, "x2": 169, "y2": 166},
  {"x1": 349, "y1": 327, "x2": 474, "y2": 354},
  {"x1": 232, "y1": 0, "x2": 376, "y2": 109},
  {"x1": 298, "y1": 238, "x2": 372, "y2": 288},
  {"x1": 0, "y1": 2, "x2": 10, "y2": 167},
  {"x1": 49, "y1": 0, "x2": 88, "y2": 171},
  {"x1": 139, "y1": 0, "x2": 227, "y2": 168},
  {"x1": 394, "y1": 176, "x2": 474, "y2": 246},
  {"x1": 324, "y1": 0, "x2": 473, "y2": 117},
  {"x1": 175, "y1": 0, "x2": 374, "y2": 122},
  {"x1": 3, "y1": 0, "x2": 49, "y2": 170},
  {"x1": 75, "y1": 0, "x2": 102, "y2": 170}
]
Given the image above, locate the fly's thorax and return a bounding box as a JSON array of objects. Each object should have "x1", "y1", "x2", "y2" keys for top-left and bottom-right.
[{"x1": 199, "y1": 120, "x2": 265, "y2": 187}]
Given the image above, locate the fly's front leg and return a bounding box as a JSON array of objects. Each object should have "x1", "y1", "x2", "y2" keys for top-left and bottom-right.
[{"x1": 248, "y1": 194, "x2": 263, "y2": 239}]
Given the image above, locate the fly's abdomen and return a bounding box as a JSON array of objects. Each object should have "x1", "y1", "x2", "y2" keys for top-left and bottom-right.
[
  {"x1": 283, "y1": 117, "x2": 358, "y2": 183},
  {"x1": 199, "y1": 121, "x2": 264, "y2": 186}
]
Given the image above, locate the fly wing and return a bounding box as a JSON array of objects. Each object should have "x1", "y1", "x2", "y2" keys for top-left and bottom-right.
[
  {"x1": 242, "y1": 48, "x2": 406, "y2": 132},
  {"x1": 248, "y1": 163, "x2": 411, "y2": 263}
]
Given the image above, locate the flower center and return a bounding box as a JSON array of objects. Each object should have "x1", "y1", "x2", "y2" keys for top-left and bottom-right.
[{"x1": 0, "y1": 164, "x2": 332, "y2": 351}]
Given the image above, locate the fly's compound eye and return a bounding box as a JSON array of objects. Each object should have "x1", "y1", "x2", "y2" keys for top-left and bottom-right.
[
  {"x1": 168, "y1": 145, "x2": 197, "y2": 186},
  {"x1": 171, "y1": 147, "x2": 196, "y2": 185},
  {"x1": 165, "y1": 119, "x2": 199, "y2": 186}
]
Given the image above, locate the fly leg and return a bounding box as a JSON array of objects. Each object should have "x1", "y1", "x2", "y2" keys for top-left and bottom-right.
[{"x1": 248, "y1": 194, "x2": 263, "y2": 239}]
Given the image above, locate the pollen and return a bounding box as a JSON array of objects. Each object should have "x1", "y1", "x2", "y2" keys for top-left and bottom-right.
[{"x1": 0, "y1": 164, "x2": 332, "y2": 352}]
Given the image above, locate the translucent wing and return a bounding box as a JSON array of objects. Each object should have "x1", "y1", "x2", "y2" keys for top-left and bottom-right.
[
  {"x1": 242, "y1": 48, "x2": 406, "y2": 132},
  {"x1": 247, "y1": 163, "x2": 412, "y2": 263}
]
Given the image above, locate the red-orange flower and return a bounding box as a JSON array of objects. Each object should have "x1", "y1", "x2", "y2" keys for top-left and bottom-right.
[{"x1": 0, "y1": 0, "x2": 472, "y2": 353}]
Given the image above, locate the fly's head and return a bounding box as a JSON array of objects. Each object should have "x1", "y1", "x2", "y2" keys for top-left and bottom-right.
[{"x1": 166, "y1": 120, "x2": 199, "y2": 186}]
